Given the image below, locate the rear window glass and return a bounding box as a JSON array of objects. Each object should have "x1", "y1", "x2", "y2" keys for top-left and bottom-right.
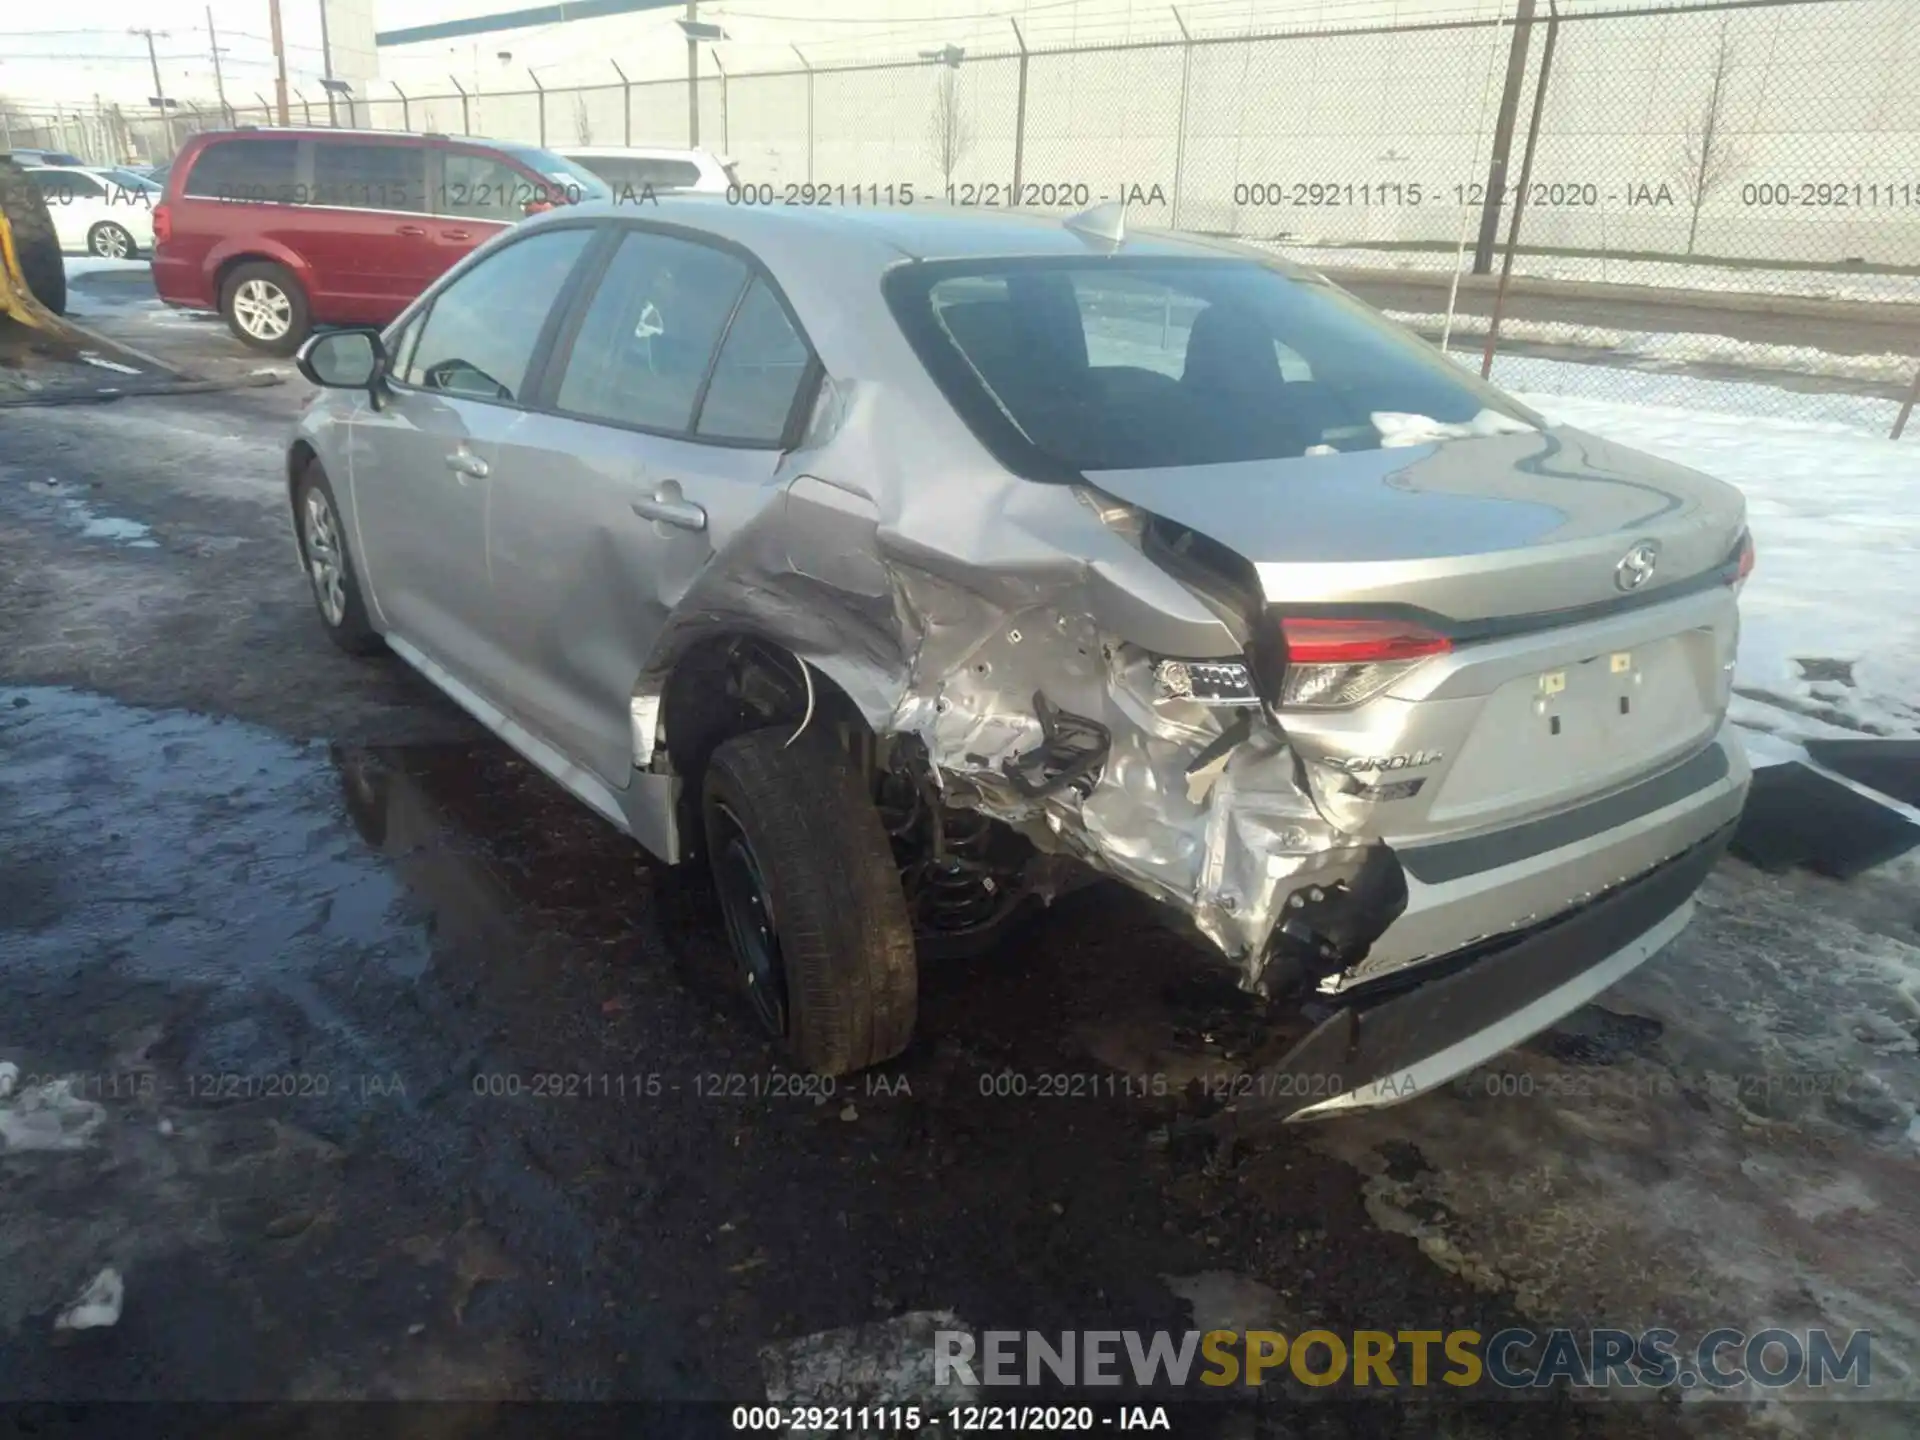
[
  {"x1": 889, "y1": 259, "x2": 1537, "y2": 474},
  {"x1": 567, "y1": 155, "x2": 703, "y2": 191},
  {"x1": 184, "y1": 138, "x2": 301, "y2": 203}
]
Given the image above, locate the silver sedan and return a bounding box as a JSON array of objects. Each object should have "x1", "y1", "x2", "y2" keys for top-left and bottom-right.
[{"x1": 288, "y1": 198, "x2": 1752, "y2": 1117}]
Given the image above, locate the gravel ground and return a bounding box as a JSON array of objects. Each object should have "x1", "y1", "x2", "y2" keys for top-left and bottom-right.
[{"x1": 0, "y1": 266, "x2": 1913, "y2": 1436}]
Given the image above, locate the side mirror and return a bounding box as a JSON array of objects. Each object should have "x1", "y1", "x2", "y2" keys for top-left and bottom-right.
[{"x1": 296, "y1": 329, "x2": 386, "y2": 391}]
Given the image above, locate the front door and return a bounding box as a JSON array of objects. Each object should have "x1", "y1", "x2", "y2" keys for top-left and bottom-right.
[
  {"x1": 344, "y1": 224, "x2": 596, "y2": 689},
  {"x1": 483, "y1": 227, "x2": 817, "y2": 790}
]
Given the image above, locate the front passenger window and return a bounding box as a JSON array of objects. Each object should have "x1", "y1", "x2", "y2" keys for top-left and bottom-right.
[{"x1": 403, "y1": 228, "x2": 590, "y2": 401}]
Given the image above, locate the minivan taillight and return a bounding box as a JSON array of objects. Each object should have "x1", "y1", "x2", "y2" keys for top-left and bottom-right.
[
  {"x1": 1275, "y1": 616, "x2": 1452, "y2": 709},
  {"x1": 152, "y1": 203, "x2": 172, "y2": 246}
]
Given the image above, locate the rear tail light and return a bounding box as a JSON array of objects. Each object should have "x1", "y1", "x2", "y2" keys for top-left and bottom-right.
[
  {"x1": 152, "y1": 203, "x2": 172, "y2": 246},
  {"x1": 1730, "y1": 530, "x2": 1755, "y2": 584},
  {"x1": 1276, "y1": 616, "x2": 1452, "y2": 709}
]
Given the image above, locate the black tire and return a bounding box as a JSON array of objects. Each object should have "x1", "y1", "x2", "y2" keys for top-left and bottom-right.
[
  {"x1": 220, "y1": 259, "x2": 310, "y2": 355},
  {"x1": 87, "y1": 221, "x2": 138, "y2": 260},
  {"x1": 702, "y1": 727, "x2": 917, "y2": 1075},
  {"x1": 293, "y1": 462, "x2": 383, "y2": 656},
  {"x1": 0, "y1": 157, "x2": 67, "y2": 315}
]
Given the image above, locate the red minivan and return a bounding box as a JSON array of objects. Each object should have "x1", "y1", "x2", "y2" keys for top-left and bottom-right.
[{"x1": 152, "y1": 127, "x2": 610, "y2": 354}]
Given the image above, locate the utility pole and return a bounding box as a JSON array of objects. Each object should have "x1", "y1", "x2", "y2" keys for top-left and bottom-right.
[
  {"x1": 319, "y1": 0, "x2": 337, "y2": 125},
  {"x1": 130, "y1": 28, "x2": 173, "y2": 153},
  {"x1": 268, "y1": 0, "x2": 292, "y2": 125},
  {"x1": 207, "y1": 7, "x2": 231, "y2": 123},
  {"x1": 685, "y1": 0, "x2": 699, "y2": 147}
]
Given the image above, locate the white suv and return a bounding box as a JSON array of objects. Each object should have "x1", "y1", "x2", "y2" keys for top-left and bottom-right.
[{"x1": 559, "y1": 146, "x2": 735, "y2": 196}]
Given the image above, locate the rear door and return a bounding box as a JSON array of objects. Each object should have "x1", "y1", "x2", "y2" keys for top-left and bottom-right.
[
  {"x1": 482, "y1": 225, "x2": 816, "y2": 789},
  {"x1": 301, "y1": 137, "x2": 436, "y2": 320},
  {"x1": 344, "y1": 224, "x2": 597, "y2": 688}
]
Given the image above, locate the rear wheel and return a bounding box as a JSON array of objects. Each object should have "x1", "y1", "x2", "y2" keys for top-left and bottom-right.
[
  {"x1": 294, "y1": 462, "x2": 383, "y2": 656},
  {"x1": 0, "y1": 158, "x2": 66, "y2": 315},
  {"x1": 701, "y1": 728, "x2": 918, "y2": 1075},
  {"x1": 87, "y1": 221, "x2": 137, "y2": 259},
  {"x1": 221, "y1": 260, "x2": 309, "y2": 355}
]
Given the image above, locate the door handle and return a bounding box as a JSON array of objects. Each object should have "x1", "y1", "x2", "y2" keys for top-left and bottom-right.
[
  {"x1": 444, "y1": 449, "x2": 489, "y2": 479},
  {"x1": 396, "y1": 224, "x2": 428, "y2": 236},
  {"x1": 631, "y1": 482, "x2": 706, "y2": 532},
  {"x1": 439, "y1": 229, "x2": 473, "y2": 242}
]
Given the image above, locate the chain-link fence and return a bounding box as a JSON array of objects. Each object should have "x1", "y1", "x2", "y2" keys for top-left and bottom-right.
[{"x1": 7, "y1": 0, "x2": 1915, "y2": 435}]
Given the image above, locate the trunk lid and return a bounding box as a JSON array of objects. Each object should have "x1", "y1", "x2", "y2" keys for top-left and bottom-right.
[{"x1": 1089, "y1": 426, "x2": 1748, "y2": 843}]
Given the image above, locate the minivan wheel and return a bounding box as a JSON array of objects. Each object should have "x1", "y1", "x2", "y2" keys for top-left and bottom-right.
[
  {"x1": 701, "y1": 727, "x2": 918, "y2": 1076},
  {"x1": 294, "y1": 462, "x2": 383, "y2": 655},
  {"x1": 221, "y1": 260, "x2": 310, "y2": 355},
  {"x1": 87, "y1": 221, "x2": 137, "y2": 259}
]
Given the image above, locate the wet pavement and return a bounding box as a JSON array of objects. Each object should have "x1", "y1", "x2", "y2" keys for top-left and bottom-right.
[{"x1": 0, "y1": 264, "x2": 1915, "y2": 1435}]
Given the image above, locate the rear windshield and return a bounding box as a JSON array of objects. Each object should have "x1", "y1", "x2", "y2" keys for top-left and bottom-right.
[
  {"x1": 494, "y1": 144, "x2": 611, "y2": 203},
  {"x1": 885, "y1": 257, "x2": 1537, "y2": 475},
  {"x1": 565, "y1": 154, "x2": 705, "y2": 192}
]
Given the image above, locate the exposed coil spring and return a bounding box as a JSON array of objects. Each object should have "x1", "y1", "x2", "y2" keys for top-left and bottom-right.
[{"x1": 875, "y1": 760, "x2": 1007, "y2": 934}]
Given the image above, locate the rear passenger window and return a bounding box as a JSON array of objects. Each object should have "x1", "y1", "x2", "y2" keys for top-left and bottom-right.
[
  {"x1": 696, "y1": 279, "x2": 810, "y2": 444},
  {"x1": 183, "y1": 138, "x2": 301, "y2": 203},
  {"x1": 31, "y1": 170, "x2": 105, "y2": 202},
  {"x1": 403, "y1": 228, "x2": 591, "y2": 402},
  {"x1": 554, "y1": 230, "x2": 748, "y2": 433},
  {"x1": 312, "y1": 141, "x2": 425, "y2": 212}
]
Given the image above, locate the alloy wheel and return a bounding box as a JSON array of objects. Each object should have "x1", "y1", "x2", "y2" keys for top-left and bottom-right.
[
  {"x1": 302, "y1": 490, "x2": 347, "y2": 627},
  {"x1": 232, "y1": 278, "x2": 292, "y2": 341}
]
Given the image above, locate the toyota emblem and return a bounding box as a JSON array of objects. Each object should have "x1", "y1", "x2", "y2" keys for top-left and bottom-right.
[{"x1": 1614, "y1": 540, "x2": 1661, "y2": 592}]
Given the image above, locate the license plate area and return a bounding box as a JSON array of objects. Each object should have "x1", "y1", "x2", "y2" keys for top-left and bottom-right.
[{"x1": 1431, "y1": 634, "x2": 1716, "y2": 824}]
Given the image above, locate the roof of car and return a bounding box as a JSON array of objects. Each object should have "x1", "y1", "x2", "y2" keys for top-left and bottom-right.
[
  {"x1": 556, "y1": 194, "x2": 1299, "y2": 268},
  {"x1": 562, "y1": 146, "x2": 722, "y2": 160}
]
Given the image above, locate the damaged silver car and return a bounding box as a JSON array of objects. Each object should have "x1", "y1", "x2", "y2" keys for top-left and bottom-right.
[{"x1": 287, "y1": 199, "x2": 1753, "y2": 1118}]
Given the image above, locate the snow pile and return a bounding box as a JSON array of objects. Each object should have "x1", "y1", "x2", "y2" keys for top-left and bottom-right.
[
  {"x1": 1372, "y1": 408, "x2": 1537, "y2": 447},
  {"x1": 0, "y1": 1064, "x2": 107, "y2": 1153},
  {"x1": 1520, "y1": 393, "x2": 1920, "y2": 742},
  {"x1": 54, "y1": 1268, "x2": 125, "y2": 1331}
]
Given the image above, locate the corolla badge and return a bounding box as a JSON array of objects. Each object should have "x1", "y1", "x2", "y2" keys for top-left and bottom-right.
[{"x1": 1614, "y1": 539, "x2": 1661, "y2": 592}]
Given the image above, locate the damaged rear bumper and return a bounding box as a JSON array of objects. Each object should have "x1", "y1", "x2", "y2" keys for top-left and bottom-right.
[{"x1": 1266, "y1": 819, "x2": 1737, "y2": 1122}]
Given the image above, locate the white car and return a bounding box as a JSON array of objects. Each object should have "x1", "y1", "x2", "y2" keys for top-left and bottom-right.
[
  {"x1": 25, "y1": 165, "x2": 158, "y2": 258},
  {"x1": 558, "y1": 145, "x2": 735, "y2": 197}
]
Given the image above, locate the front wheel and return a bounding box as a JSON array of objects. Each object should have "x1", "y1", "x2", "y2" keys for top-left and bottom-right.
[
  {"x1": 702, "y1": 728, "x2": 918, "y2": 1075},
  {"x1": 221, "y1": 260, "x2": 310, "y2": 355}
]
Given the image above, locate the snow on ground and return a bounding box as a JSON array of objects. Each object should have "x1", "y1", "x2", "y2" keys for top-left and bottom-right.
[
  {"x1": 61, "y1": 257, "x2": 153, "y2": 280},
  {"x1": 1514, "y1": 391, "x2": 1920, "y2": 743},
  {"x1": 1389, "y1": 309, "x2": 1920, "y2": 387}
]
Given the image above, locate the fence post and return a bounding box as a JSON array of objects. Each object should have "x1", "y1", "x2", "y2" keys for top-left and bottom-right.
[
  {"x1": 713, "y1": 54, "x2": 729, "y2": 156},
  {"x1": 449, "y1": 77, "x2": 470, "y2": 136},
  {"x1": 793, "y1": 46, "x2": 813, "y2": 183},
  {"x1": 529, "y1": 69, "x2": 546, "y2": 147},
  {"x1": 1009, "y1": 19, "x2": 1029, "y2": 199},
  {"x1": 1894, "y1": 366, "x2": 1919, "y2": 441},
  {"x1": 295, "y1": 89, "x2": 312, "y2": 126},
  {"x1": 1473, "y1": 0, "x2": 1536, "y2": 274},
  {"x1": 611, "y1": 61, "x2": 631, "y2": 146},
  {"x1": 1171, "y1": 6, "x2": 1193, "y2": 229},
  {"x1": 392, "y1": 82, "x2": 409, "y2": 131},
  {"x1": 1482, "y1": 0, "x2": 1558, "y2": 377}
]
